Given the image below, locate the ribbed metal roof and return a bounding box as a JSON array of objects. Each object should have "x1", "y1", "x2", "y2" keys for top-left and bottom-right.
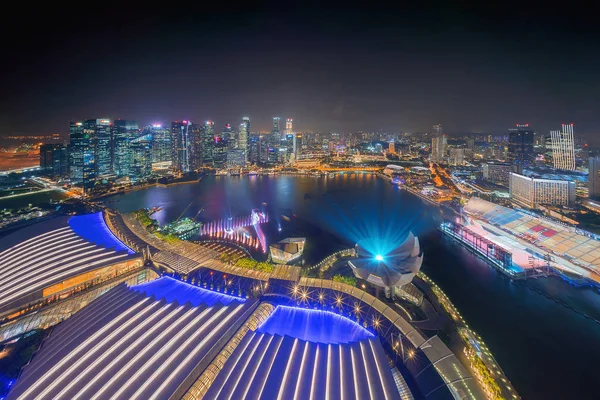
[
  {"x1": 8, "y1": 280, "x2": 250, "y2": 400},
  {"x1": 0, "y1": 213, "x2": 138, "y2": 314},
  {"x1": 204, "y1": 331, "x2": 401, "y2": 400}
]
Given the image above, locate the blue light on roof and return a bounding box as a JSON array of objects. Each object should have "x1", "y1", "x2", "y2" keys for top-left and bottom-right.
[
  {"x1": 68, "y1": 212, "x2": 135, "y2": 254},
  {"x1": 257, "y1": 305, "x2": 373, "y2": 344},
  {"x1": 132, "y1": 276, "x2": 244, "y2": 306}
]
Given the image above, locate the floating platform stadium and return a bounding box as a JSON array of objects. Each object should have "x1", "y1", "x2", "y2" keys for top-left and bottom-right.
[
  {"x1": 0, "y1": 210, "x2": 491, "y2": 399},
  {"x1": 442, "y1": 197, "x2": 600, "y2": 284}
]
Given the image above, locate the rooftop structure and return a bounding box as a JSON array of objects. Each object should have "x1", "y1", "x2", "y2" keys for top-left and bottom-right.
[
  {"x1": 0, "y1": 212, "x2": 138, "y2": 316},
  {"x1": 8, "y1": 278, "x2": 251, "y2": 400}
]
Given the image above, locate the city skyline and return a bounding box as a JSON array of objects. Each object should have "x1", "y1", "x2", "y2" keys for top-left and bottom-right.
[{"x1": 1, "y1": 3, "x2": 600, "y2": 141}]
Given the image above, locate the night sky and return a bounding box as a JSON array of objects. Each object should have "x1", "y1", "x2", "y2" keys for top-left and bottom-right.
[{"x1": 1, "y1": 2, "x2": 599, "y2": 139}]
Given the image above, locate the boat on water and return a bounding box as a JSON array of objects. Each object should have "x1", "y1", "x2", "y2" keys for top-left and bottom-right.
[{"x1": 146, "y1": 206, "x2": 163, "y2": 215}]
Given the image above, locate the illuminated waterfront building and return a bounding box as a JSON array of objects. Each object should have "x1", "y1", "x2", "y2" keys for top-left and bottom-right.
[
  {"x1": 269, "y1": 237, "x2": 306, "y2": 264},
  {"x1": 129, "y1": 132, "x2": 153, "y2": 179},
  {"x1": 147, "y1": 124, "x2": 171, "y2": 164},
  {"x1": 68, "y1": 121, "x2": 91, "y2": 188},
  {"x1": 213, "y1": 136, "x2": 228, "y2": 168},
  {"x1": 171, "y1": 120, "x2": 192, "y2": 173},
  {"x1": 222, "y1": 124, "x2": 235, "y2": 149},
  {"x1": 112, "y1": 119, "x2": 139, "y2": 177},
  {"x1": 348, "y1": 233, "x2": 423, "y2": 297},
  {"x1": 507, "y1": 124, "x2": 534, "y2": 167},
  {"x1": 226, "y1": 148, "x2": 245, "y2": 168},
  {"x1": 388, "y1": 140, "x2": 395, "y2": 154},
  {"x1": 509, "y1": 172, "x2": 575, "y2": 209},
  {"x1": 550, "y1": 123, "x2": 576, "y2": 171},
  {"x1": 83, "y1": 119, "x2": 112, "y2": 177},
  {"x1": 237, "y1": 117, "x2": 250, "y2": 163},
  {"x1": 202, "y1": 121, "x2": 215, "y2": 167}
]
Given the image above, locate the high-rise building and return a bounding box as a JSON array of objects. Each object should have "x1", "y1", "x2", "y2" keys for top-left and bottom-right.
[
  {"x1": 293, "y1": 133, "x2": 302, "y2": 159},
  {"x1": 432, "y1": 124, "x2": 442, "y2": 136},
  {"x1": 507, "y1": 124, "x2": 534, "y2": 167},
  {"x1": 388, "y1": 140, "x2": 395, "y2": 154},
  {"x1": 84, "y1": 119, "x2": 112, "y2": 177},
  {"x1": 550, "y1": 123, "x2": 576, "y2": 171},
  {"x1": 249, "y1": 135, "x2": 261, "y2": 165},
  {"x1": 223, "y1": 124, "x2": 235, "y2": 149},
  {"x1": 431, "y1": 135, "x2": 447, "y2": 163},
  {"x1": 227, "y1": 149, "x2": 246, "y2": 168},
  {"x1": 68, "y1": 122, "x2": 86, "y2": 183},
  {"x1": 450, "y1": 148, "x2": 465, "y2": 166},
  {"x1": 213, "y1": 137, "x2": 228, "y2": 168},
  {"x1": 112, "y1": 119, "x2": 138, "y2": 177},
  {"x1": 148, "y1": 124, "x2": 171, "y2": 164},
  {"x1": 189, "y1": 123, "x2": 202, "y2": 170},
  {"x1": 201, "y1": 121, "x2": 215, "y2": 167},
  {"x1": 40, "y1": 143, "x2": 67, "y2": 178},
  {"x1": 482, "y1": 162, "x2": 514, "y2": 186},
  {"x1": 171, "y1": 120, "x2": 192, "y2": 173},
  {"x1": 273, "y1": 117, "x2": 281, "y2": 136},
  {"x1": 285, "y1": 118, "x2": 293, "y2": 135},
  {"x1": 589, "y1": 157, "x2": 600, "y2": 199},
  {"x1": 238, "y1": 117, "x2": 250, "y2": 163},
  {"x1": 129, "y1": 131, "x2": 153, "y2": 179},
  {"x1": 509, "y1": 172, "x2": 575, "y2": 209}
]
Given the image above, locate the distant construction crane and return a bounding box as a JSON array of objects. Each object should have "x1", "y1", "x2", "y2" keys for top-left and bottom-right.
[
  {"x1": 193, "y1": 207, "x2": 205, "y2": 222},
  {"x1": 175, "y1": 201, "x2": 194, "y2": 222}
]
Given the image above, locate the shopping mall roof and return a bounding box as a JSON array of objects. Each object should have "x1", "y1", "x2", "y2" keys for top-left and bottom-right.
[
  {"x1": 204, "y1": 305, "x2": 401, "y2": 400},
  {"x1": 0, "y1": 213, "x2": 137, "y2": 315},
  {"x1": 8, "y1": 278, "x2": 250, "y2": 400}
]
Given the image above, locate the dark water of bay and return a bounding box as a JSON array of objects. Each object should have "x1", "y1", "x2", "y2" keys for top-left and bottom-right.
[{"x1": 106, "y1": 174, "x2": 600, "y2": 399}]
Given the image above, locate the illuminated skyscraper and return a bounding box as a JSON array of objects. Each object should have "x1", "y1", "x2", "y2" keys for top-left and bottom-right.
[
  {"x1": 273, "y1": 117, "x2": 280, "y2": 135},
  {"x1": 507, "y1": 124, "x2": 534, "y2": 167},
  {"x1": 551, "y1": 124, "x2": 576, "y2": 171},
  {"x1": 388, "y1": 140, "x2": 395, "y2": 154},
  {"x1": 129, "y1": 132, "x2": 153, "y2": 179},
  {"x1": 589, "y1": 157, "x2": 600, "y2": 199},
  {"x1": 223, "y1": 124, "x2": 235, "y2": 149},
  {"x1": 213, "y1": 136, "x2": 228, "y2": 168},
  {"x1": 84, "y1": 119, "x2": 112, "y2": 177},
  {"x1": 112, "y1": 119, "x2": 138, "y2": 177},
  {"x1": 238, "y1": 117, "x2": 250, "y2": 163},
  {"x1": 148, "y1": 124, "x2": 171, "y2": 164},
  {"x1": 201, "y1": 121, "x2": 215, "y2": 166},
  {"x1": 68, "y1": 121, "x2": 87, "y2": 184},
  {"x1": 171, "y1": 120, "x2": 192, "y2": 173},
  {"x1": 285, "y1": 118, "x2": 293, "y2": 135},
  {"x1": 40, "y1": 143, "x2": 67, "y2": 178},
  {"x1": 432, "y1": 124, "x2": 442, "y2": 136}
]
